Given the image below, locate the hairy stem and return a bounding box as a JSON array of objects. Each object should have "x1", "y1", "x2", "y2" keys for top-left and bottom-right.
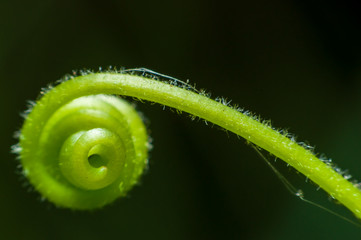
[{"x1": 18, "y1": 72, "x2": 361, "y2": 218}]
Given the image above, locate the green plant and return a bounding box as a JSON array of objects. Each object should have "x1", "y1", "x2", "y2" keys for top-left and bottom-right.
[{"x1": 14, "y1": 69, "x2": 361, "y2": 219}]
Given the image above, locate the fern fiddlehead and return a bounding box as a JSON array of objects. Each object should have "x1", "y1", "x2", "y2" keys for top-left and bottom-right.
[{"x1": 16, "y1": 70, "x2": 361, "y2": 219}]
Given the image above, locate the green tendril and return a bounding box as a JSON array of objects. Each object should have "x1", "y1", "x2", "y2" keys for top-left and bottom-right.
[
  {"x1": 19, "y1": 93, "x2": 148, "y2": 209},
  {"x1": 16, "y1": 71, "x2": 361, "y2": 218}
]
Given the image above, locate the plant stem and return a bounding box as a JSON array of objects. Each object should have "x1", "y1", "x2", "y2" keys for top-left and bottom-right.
[{"x1": 19, "y1": 72, "x2": 361, "y2": 217}]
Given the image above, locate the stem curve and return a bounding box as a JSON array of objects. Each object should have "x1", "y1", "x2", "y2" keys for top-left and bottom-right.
[{"x1": 17, "y1": 72, "x2": 361, "y2": 218}]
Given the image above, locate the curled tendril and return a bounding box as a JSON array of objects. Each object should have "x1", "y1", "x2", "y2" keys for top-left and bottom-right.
[
  {"x1": 15, "y1": 69, "x2": 361, "y2": 218},
  {"x1": 19, "y1": 92, "x2": 148, "y2": 209}
]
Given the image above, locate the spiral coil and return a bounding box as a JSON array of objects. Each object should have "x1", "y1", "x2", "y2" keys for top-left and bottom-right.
[
  {"x1": 16, "y1": 70, "x2": 361, "y2": 218},
  {"x1": 20, "y1": 93, "x2": 148, "y2": 209}
]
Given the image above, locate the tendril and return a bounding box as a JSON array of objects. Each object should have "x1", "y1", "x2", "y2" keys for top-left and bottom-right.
[
  {"x1": 15, "y1": 69, "x2": 361, "y2": 219},
  {"x1": 18, "y1": 93, "x2": 148, "y2": 209}
]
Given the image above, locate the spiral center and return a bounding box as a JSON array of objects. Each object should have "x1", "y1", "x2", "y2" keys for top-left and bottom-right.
[
  {"x1": 59, "y1": 128, "x2": 126, "y2": 190},
  {"x1": 88, "y1": 154, "x2": 108, "y2": 168}
]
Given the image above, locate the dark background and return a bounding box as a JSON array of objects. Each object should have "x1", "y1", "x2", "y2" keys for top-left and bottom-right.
[{"x1": 2, "y1": 0, "x2": 361, "y2": 239}]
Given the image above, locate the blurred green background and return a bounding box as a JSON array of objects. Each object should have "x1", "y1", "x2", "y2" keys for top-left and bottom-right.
[{"x1": 2, "y1": 0, "x2": 361, "y2": 239}]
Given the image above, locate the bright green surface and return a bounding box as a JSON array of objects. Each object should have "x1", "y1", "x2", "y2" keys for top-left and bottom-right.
[
  {"x1": 3, "y1": 1, "x2": 361, "y2": 238},
  {"x1": 20, "y1": 93, "x2": 148, "y2": 209},
  {"x1": 20, "y1": 72, "x2": 361, "y2": 218}
]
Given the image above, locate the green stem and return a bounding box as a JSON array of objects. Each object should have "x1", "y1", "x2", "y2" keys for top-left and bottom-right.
[{"x1": 18, "y1": 72, "x2": 361, "y2": 218}]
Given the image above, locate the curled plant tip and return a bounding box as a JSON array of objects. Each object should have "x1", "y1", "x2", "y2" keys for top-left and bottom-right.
[
  {"x1": 18, "y1": 93, "x2": 148, "y2": 209},
  {"x1": 14, "y1": 69, "x2": 361, "y2": 218}
]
